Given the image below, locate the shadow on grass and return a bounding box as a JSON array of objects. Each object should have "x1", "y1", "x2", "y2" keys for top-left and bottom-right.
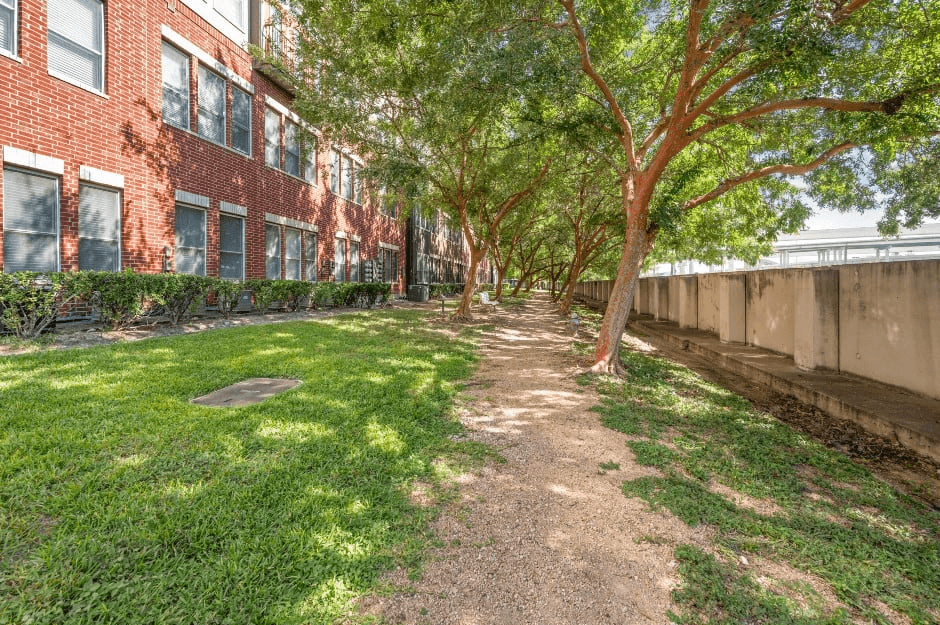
[
  {"x1": 593, "y1": 349, "x2": 940, "y2": 625},
  {"x1": 0, "y1": 310, "x2": 483, "y2": 623}
]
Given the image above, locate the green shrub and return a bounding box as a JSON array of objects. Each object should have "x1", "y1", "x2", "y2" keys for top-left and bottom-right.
[
  {"x1": 149, "y1": 274, "x2": 212, "y2": 325},
  {"x1": 310, "y1": 282, "x2": 338, "y2": 309},
  {"x1": 68, "y1": 269, "x2": 152, "y2": 329},
  {"x1": 271, "y1": 280, "x2": 313, "y2": 312},
  {"x1": 210, "y1": 278, "x2": 243, "y2": 319},
  {"x1": 0, "y1": 272, "x2": 76, "y2": 338},
  {"x1": 244, "y1": 279, "x2": 277, "y2": 313}
]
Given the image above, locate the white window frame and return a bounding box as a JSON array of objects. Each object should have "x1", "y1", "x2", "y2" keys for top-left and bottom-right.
[
  {"x1": 334, "y1": 236, "x2": 346, "y2": 282},
  {"x1": 330, "y1": 149, "x2": 340, "y2": 195},
  {"x1": 78, "y1": 182, "x2": 121, "y2": 272},
  {"x1": 174, "y1": 203, "x2": 207, "y2": 276},
  {"x1": 197, "y1": 65, "x2": 227, "y2": 146},
  {"x1": 342, "y1": 155, "x2": 353, "y2": 199},
  {"x1": 231, "y1": 87, "x2": 251, "y2": 156},
  {"x1": 284, "y1": 121, "x2": 300, "y2": 177},
  {"x1": 47, "y1": 0, "x2": 105, "y2": 95},
  {"x1": 2, "y1": 166, "x2": 61, "y2": 273},
  {"x1": 218, "y1": 213, "x2": 245, "y2": 280},
  {"x1": 304, "y1": 231, "x2": 317, "y2": 281},
  {"x1": 284, "y1": 227, "x2": 301, "y2": 280},
  {"x1": 0, "y1": 0, "x2": 18, "y2": 60},
  {"x1": 162, "y1": 42, "x2": 190, "y2": 130},
  {"x1": 349, "y1": 239, "x2": 360, "y2": 282},
  {"x1": 213, "y1": 0, "x2": 247, "y2": 32},
  {"x1": 265, "y1": 223, "x2": 281, "y2": 279},
  {"x1": 303, "y1": 136, "x2": 317, "y2": 184},
  {"x1": 264, "y1": 108, "x2": 281, "y2": 168}
]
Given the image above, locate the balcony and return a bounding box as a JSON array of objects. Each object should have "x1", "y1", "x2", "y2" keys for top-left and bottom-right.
[{"x1": 253, "y1": 22, "x2": 301, "y2": 93}]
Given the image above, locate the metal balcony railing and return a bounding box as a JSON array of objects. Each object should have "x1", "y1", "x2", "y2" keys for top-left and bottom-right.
[{"x1": 261, "y1": 22, "x2": 299, "y2": 76}]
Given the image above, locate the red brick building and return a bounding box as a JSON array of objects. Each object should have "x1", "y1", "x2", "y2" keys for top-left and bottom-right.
[{"x1": 0, "y1": 0, "x2": 404, "y2": 289}]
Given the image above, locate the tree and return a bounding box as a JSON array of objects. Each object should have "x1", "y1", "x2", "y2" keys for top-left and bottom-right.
[
  {"x1": 295, "y1": 0, "x2": 552, "y2": 319},
  {"x1": 526, "y1": 0, "x2": 940, "y2": 374}
]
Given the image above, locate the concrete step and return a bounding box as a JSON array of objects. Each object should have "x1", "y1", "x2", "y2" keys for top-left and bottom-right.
[{"x1": 633, "y1": 318, "x2": 940, "y2": 464}]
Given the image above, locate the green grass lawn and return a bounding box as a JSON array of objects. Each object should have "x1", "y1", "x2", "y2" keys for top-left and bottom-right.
[
  {"x1": 0, "y1": 311, "x2": 485, "y2": 624},
  {"x1": 587, "y1": 348, "x2": 940, "y2": 625}
]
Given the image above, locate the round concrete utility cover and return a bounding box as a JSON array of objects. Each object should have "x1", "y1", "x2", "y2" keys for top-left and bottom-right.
[{"x1": 191, "y1": 378, "x2": 302, "y2": 407}]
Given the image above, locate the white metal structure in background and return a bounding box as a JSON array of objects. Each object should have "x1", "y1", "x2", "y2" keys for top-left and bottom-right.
[{"x1": 646, "y1": 223, "x2": 940, "y2": 276}]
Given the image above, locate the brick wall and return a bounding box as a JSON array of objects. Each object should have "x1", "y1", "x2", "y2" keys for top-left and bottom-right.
[{"x1": 0, "y1": 0, "x2": 406, "y2": 292}]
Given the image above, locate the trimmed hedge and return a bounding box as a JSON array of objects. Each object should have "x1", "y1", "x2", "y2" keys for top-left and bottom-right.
[
  {"x1": 428, "y1": 283, "x2": 463, "y2": 298},
  {"x1": 0, "y1": 270, "x2": 395, "y2": 337}
]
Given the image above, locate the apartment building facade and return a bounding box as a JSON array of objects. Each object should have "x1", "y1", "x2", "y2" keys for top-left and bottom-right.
[{"x1": 0, "y1": 0, "x2": 405, "y2": 289}]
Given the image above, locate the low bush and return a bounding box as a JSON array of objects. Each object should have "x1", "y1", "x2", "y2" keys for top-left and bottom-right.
[
  {"x1": 68, "y1": 269, "x2": 152, "y2": 329},
  {"x1": 0, "y1": 272, "x2": 76, "y2": 338},
  {"x1": 244, "y1": 279, "x2": 277, "y2": 313},
  {"x1": 150, "y1": 274, "x2": 213, "y2": 325},
  {"x1": 209, "y1": 279, "x2": 244, "y2": 319},
  {"x1": 428, "y1": 283, "x2": 463, "y2": 298}
]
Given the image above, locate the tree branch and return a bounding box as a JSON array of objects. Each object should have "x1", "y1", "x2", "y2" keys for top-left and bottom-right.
[{"x1": 683, "y1": 142, "x2": 855, "y2": 210}]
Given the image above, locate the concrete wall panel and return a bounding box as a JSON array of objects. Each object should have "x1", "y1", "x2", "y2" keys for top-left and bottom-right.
[
  {"x1": 697, "y1": 273, "x2": 722, "y2": 333},
  {"x1": 839, "y1": 262, "x2": 940, "y2": 400},
  {"x1": 745, "y1": 270, "x2": 796, "y2": 356}
]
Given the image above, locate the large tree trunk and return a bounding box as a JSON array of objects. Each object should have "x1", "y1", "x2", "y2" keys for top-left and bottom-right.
[
  {"x1": 589, "y1": 220, "x2": 651, "y2": 375},
  {"x1": 455, "y1": 248, "x2": 485, "y2": 319}
]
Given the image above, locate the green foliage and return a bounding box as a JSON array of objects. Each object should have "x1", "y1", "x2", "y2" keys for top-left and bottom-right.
[
  {"x1": 0, "y1": 310, "x2": 483, "y2": 623},
  {"x1": 210, "y1": 279, "x2": 244, "y2": 319},
  {"x1": 148, "y1": 273, "x2": 213, "y2": 325},
  {"x1": 428, "y1": 284, "x2": 463, "y2": 299},
  {"x1": 590, "y1": 347, "x2": 940, "y2": 624},
  {"x1": 0, "y1": 273, "x2": 74, "y2": 339},
  {"x1": 244, "y1": 279, "x2": 279, "y2": 313},
  {"x1": 68, "y1": 269, "x2": 152, "y2": 329}
]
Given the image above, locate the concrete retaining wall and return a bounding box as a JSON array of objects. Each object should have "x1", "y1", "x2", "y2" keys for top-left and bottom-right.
[{"x1": 573, "y1": 259, "x2": 940, "y2": 401}]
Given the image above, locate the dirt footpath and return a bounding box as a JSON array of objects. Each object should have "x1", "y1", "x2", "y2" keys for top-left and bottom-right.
[{"x1": 360, "y1": 295, "x2": 711, "y2": 624}]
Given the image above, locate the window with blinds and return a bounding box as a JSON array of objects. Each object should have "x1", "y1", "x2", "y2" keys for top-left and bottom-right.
[
  {"x1": 175, "y1": 204, "x2": 206, "y2": 275},
  {"x1": 264, "y1": 108, "x2": 280, "y2": 168},
  {"x1": 198, "y1": 66, "x2": 226, "y2": 145},
  {"x1": 284, "y1": 228, "x2": 301, "y2": 280},
  {"x1": 330, "y1": 149, "x2": 340, "y2": 194},
  {"x1": 232, "y1": 88, "x2": 251, "y2": 155},
  {"x1": 47, "y1": 0, "x2": 104, "y2": 92},
  {"x1": 349, "y1": 240, "x2": 360, "y2": 282},
  {"x1": 304, "y1": 232, "x2": 317, "y2": 281},
  {"x1": 342, "y1": 155, "x2": 353, "y2": 199},
  {"x1": 0, "y1": 0, "x2": 16, "y2": 57},
  {"x1": 284, "y1": 121, "x2": 300, "y2": 177},
  {"x1": 303, "y1": 137, "x2": 317, "y2": 184},
  {"x1": 265, "y1": 223, "x2": 281, "y2": 279},
  {"x1": 162, "y1": 43, "x2": 190, "y2": 130},
  {"x1": 2, "y1": 167, "x2": 59, "y2": 272},
  {"x1": 79, "y1": 184, "x2": 120, "y2": 271},
  {"x1": 334, "y1": 237, "x2": 345, "y2": 282},
  {"x1": 382, "y1": 248, "x2": 398, "y2": 283},
  {"x1": 219, "y1": 214, "x2": 244, "y2": 280},
  {"x1": 354, "y1": 168, "x2": 363, "y2": 205}
]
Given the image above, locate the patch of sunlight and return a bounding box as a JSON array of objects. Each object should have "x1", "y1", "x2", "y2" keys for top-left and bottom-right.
[
  {"x1": 112, "y1": 453, "x2": 148, "y2": 469},
  {"x1": 251, "y1": 345, "x2": 302, "y2": 358},
  {"x1": 365, "y1": 421, "x2": 405, "y2": 455},
  {"x1": 846, "y1": 508, "x2": 927, "y2": 542},
  {"x1": 256, "y1": 419, "x2": 334, "y2": 442},
  {"x1": 737, "y1": 417, "x2": 775, "y2": 430},
  {"x1": 547, "y1": 483, "x2": 589, "y2": 501},
  {"x1": 163, "y1": 480, "x2": 205, "y2": 499},
  {"x1": 346, "y1": 499, "x2": 368, "y2": 515}
]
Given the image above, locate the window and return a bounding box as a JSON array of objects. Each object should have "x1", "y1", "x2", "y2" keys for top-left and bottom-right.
[
  {"x1": 219, "y1": 214, "x2": 244, "y2": 280},
  {"x1": 232, "y1": 88, "x2": 251, "y2": 155},
  {"x1": 198, "y1": 66, "x2": 226, "y2": 145},
  {"x1": 334, "y1": 237, "x2": 345, "y2": 282},
  {"x1": 175, "y1": 204, "x2": 206, "y2": 275},
  {"x1": 304, "y1": 231, "x2": 317, "y2": 281},
  {"x1": 162, "y1": 43, "x2": 190, "y2": 129},
  {"x1": 214, "y1": 0, "x2": 246, "y2": 31},
  {"x1": 382, "y1": 247, "x2": 398, "y2": 283},
  {"x1": 2, "y1": 167, "x2": 59, "y2": 272},
  {"x1": 284, "y1": 228, "x2": 301, "y2": 280},
  {"x1": 350, "y1": 240, "x2": 360, "y2": 282},
  {"x1": 354, "y1": 168, "x2": 363, "y2": 204},
  {"x1": 303, "y1": 137, "x2": 317, "y2": 184},
  {"x1": 330, "y1": 149, "x2": 340, "y2": 194},
  {"x1": 265, "y1": 108, "x2": 280, "y2": 168},
  {"x1": 1, "y1": 0, "x2": 17, "y2": 57},
  {"x1": 78, "y1": 184, "x2": 120, "y2": 271},
  {"x1": 265, "y1": 223, "x2": 280, "y2": 279},
  {"x1": 47, "y1": 0, "x2": 104, "y2": 92},
  {"x1": 342, "y1": 155, "x2": 353, "y2": 199},
  {"x1": 284, "y1": 121, "x2": 300, "y2": 177}
]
